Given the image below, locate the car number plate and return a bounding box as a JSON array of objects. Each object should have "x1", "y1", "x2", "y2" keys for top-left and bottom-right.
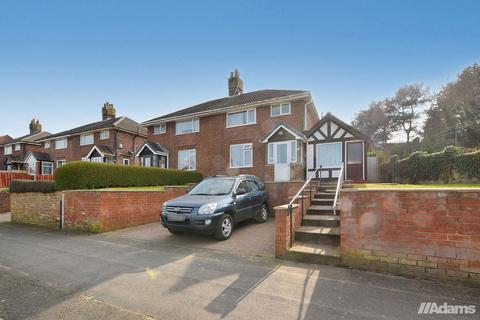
[{"x1": 167, "y1": 214, "x2": 186, "y2": 222}]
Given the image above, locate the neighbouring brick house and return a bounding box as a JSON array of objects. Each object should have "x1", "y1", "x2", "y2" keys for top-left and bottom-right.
[
  {"x1": 0, "y1": 120, "x2": 50, "y2": 171},
  {"x1": 140, "y1": 70, "x2": 320, "y2": 182},
  {"x1": 33, "y1": 103, "x2": 147, "y2": 173}
]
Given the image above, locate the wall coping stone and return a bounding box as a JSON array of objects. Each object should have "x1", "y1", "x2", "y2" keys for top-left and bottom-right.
[
  {"x1": 342, "y1": 188, "x2": 480, "y2": 193},
  {"x1": 274, "y1": 203, "x2": 300, "y2": 210}
]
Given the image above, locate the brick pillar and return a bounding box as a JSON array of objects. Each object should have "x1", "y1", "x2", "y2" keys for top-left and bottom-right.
[{"x1": 274, "y1": 203, "x2": 300, "y2": 258}]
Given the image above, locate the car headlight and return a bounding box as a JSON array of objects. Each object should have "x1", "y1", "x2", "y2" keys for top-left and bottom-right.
[
  {"x1": 198, "y1": 203, "x2": 217, "y2": 215},
  {"x1": 161, "y1": 204, "x2": 166, "y2": 215}
]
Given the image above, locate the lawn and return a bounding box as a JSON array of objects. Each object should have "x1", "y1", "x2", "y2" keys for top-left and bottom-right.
[{"x1": 352, "y1": 183, "x2": 480, "y2": 189}]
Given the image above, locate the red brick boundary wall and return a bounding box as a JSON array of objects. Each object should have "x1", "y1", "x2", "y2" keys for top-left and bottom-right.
[
  {"x1": 340, "y1": 189, "x2": 480, "y2": 283},
  {"x1": 11, "y1": 192, "x2": 61, "y2": 227},
  {"x1": 11, "y1": 187, "x2": 188, "y2": 232},
  {"x1": 274, "y1": 194, "x2": 311, "y2": 258},
  {"x1": 0, "y1": 190, "x2": 11, "y2": 214},
  {"x1": 64, "y1": 187, "x2": 186, "y2": 232},
  {"x1": 265, "y1": 181, "x2": 304, "y2": 216}
]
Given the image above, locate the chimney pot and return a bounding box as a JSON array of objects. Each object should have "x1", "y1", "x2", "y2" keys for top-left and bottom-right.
[
  {"x1": 228, "y1": 69, "x2": 244, "y2": 96},
  {"x1": 29, "y1": 119, "x2": 42, "y2": 134},
  {"x1": 102, "y1": 102, "x2": 117, "y2": 120}
]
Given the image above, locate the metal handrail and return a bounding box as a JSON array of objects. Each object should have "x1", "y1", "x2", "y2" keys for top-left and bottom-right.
[
  {"x1": 333, "y1": 163, "x2": 344, "y2": 215},
  {"x1": 287, "y1": 166, "x2": 321, "y2": 248}
]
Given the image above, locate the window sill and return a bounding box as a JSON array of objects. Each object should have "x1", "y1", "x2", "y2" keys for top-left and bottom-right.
[
  {"x1": 175, "y1": 131, "x2": 199, "y2": 136},
  {"x1": 226, "y1": 122, "x2": 256, "y2": 129},
  {"x1": 229, "y1": 166, "x2": 254, "y2": 169},
  {"x1": 270, "y1": 113, "x2": 291, "y2": 117}
]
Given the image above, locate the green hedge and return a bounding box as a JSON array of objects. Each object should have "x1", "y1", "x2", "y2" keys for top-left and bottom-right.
[
  {"x1": 380, "y1": 146, "x2": 480, "y2": 184},
  {"x1": 55, "y1": 161, "x2": 203, "y2": 190},
  {"x1": 10, "y1": 180, "x2": 56, "y2": 193}
]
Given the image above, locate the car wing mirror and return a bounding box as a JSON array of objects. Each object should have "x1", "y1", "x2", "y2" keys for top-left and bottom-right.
[
  {"x1": 186, "y1": 188, "x2": 190, "y2": 194},
  {"x1": 235, "y1": 188, "x2": 247, "y2": 196}
]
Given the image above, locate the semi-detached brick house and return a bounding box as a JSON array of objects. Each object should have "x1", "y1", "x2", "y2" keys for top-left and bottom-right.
[
  {"x1": 140, "y1": 70, "x2": 320, "y2": 182},
  {"x1": 0, "y1": 119, "x2": 50, "y2": 171},
  {"x1": 33, "y1": 103, "x2": 147, "y2": 174}
]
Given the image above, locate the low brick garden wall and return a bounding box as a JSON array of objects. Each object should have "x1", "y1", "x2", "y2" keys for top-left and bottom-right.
[
  {"x1": 63, "y1": 187, "x2": 186, "y2": 232},
  {"x1": 11, "y1": 192, "x2": 61, "y2": 227},
  {"x1": 11, "y1": 187, "x2": 188, "y2": 232},
  {"x1": 0, "y1": 190, "x2": 11, "y2": 214},
  {"x1": 265, "y1": 181, "x2": 304, "y2": 216},
  {"x1": 340, "y1": 189, "x2": 480, "y2": 283}
]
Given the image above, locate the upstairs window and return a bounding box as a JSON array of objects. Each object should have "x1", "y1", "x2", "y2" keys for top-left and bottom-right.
[
  {"x1": 227, "y1": 109, "x2": 256, "y2": 128},
  {"x1": 44, "y1": 141, "x2": 50, "y2": 149},
  {"x1": 80, "y1": 134, "x2": 94, "y2": 146},
  {"x1": 100, "y1": 130, "x2": 109, "y2": 140},
  {"x1": 14, "y1": 144, "x2": 20, "y2": 151},
  {"x1": 55, "y1": 138, "x2": 67, "y2": 150},
  {"x1": 4, "y1": 146, "x2": 12, "y2": 155},
  {"x1": 176, "y1": 118, "x2": 199, "y2": 135},
  {"x1": 154, "y1": 123, "x2": 167, "y2": 135},
  {"x1": 271, "y1": 102, "x2": 291, "y2": 117}
]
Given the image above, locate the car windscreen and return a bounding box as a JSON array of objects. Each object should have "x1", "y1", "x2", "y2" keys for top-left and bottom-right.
[{"x1": 189, "y1": 178, "x2": 236, "y2": 196}]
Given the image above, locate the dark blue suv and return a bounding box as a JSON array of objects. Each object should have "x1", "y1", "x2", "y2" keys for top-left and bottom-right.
[{"x1": 161, "y1": 175, "x2": 268, "y2": 240}]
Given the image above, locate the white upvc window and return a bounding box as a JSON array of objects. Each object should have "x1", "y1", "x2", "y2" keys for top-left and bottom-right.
[
  {"x1": 41, "y1": 162, "x2": 53, "y2": 175},
  {"x1": 176, "y1": 118, "x2": 199, "y2": 135},
  {"x1": 44, "y1": 141, "x2": 50, "y2": 149},
  {"x1": 267, "y1": 140, "x2": 297, "y2": 164},
  {"x1": 100, "y1": 130, "x2": 109, "y2": 140},
  {"x1": 316, "y1": 142, "x2": 342, "y2": 168},
  {"x1": 178, "y1": 149, "x2": 196, "y2": 170},
  {"x1": 154, "y1": 123, "x2": 167, "y2": 135},
  {"x1": 271, "y1": 102, "x2": 291, "y2": 117},
  {"x1": 56, "y1": 159, "x2": 66, "y2": 168},
  {"x1": 123, "y1": 158, "x2": 130, "y2": 165},
  {"x1": 14, "y1": 144, "x2": 20, "y2": 151},
  {"x1": 226, "y1": 109, "x2": 256, "y2": 128},
  {"x1": 80, "y1": 133, "x2": 94, "y2": 146},
  {"x1": 4, "y1": 146, "x2": 12, "y2": 155},
  {"x1": 230, "y1": 143, "x2": 253, "y2": 168},
  {"x1": 55, "y1": 138, "x2": 67, "y2": 150}
]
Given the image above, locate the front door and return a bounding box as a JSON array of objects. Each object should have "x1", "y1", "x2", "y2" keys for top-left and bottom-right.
[
  {"x1": 346, "y1": 141, "x2": 364, "y2": 181},
  {"x1": 274, "y1": 142, "x2": 290, "y2": 181}
]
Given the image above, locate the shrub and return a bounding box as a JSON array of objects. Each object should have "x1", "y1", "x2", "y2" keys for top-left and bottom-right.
[
  {"x1": 380, "y1": 146, "x2": 478, "y2": 184},
  {"x1": 54, "y1": 161, "x2": 203, "y2": 190},
  {"x1": 10, "y1": 180, "x2": 56, "y2": 193}
]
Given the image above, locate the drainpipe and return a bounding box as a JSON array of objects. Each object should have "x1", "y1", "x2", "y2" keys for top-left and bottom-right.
[{"x1": 60, "y1": 192, "x2": 65, "y2": 230}]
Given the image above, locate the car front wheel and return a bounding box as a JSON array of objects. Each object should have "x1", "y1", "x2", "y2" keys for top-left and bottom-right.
[
  {"x1": 214, "y1": 214, "x2": 233, "y2": 240},
  {"x1": 255, "y1": 204, "x2": 268, "y2": 223}
]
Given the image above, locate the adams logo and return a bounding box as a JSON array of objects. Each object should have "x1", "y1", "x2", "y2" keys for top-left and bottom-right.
[{"x1": 418, "y1": 302, "x2": 476, "y2": 314}]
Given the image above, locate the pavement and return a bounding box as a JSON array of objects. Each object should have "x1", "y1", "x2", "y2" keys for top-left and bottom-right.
[{"x1": 0, "y1": 214, "x2": 479, "y2": 320}]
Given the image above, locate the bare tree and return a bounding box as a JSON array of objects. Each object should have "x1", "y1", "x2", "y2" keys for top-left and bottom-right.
[{"x1": 386, "y1": 83, "x2": 430, "y2": 143}]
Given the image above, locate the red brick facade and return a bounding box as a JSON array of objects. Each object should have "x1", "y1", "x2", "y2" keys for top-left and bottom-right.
[
  {"x1": 146, "y1": 98, "x2": 318, "y2": 182},
  {"x1": 340, "y1": 189, "x2": 480, "y2": 282},
  {"x1": 40, "y1": 129, "x2": 145, "y2": 169}
]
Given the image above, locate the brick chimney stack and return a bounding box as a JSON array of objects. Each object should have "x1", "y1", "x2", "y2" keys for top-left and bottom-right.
[
  {"x1": 228, "y1": 69, "x2": 243, "y2": 96},
  {"x1": 102, "y1": 102, "x2": 116, "y2": 120},
  {"x1": 29, "y1": 119, "x2": 42, "y2": 134}
]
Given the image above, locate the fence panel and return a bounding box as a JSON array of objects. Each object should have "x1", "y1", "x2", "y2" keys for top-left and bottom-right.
[{"x1": 0, "y1": 171, "x2": 33, "y2": 188}]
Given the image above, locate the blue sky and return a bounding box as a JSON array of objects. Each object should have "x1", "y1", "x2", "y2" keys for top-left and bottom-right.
[{"x1": 1, "y1": 0, "x2": 479, "y2": 137}]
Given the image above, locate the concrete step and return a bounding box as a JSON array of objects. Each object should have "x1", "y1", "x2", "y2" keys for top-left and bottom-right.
[
  {"x1": 302, "y1": 215, "x2": 340, "y2": 227},
  {"x1": 307, "y1": 205, "x2": 337, "y2": 215},
  {"x1": 313, "y1": 192, "x2": 335, "y2": 199},
  {"x1": 295, "y1": 226, "x2": 340, "y2": 245},
  {"x1": 311, "y1": 199, "x2": 335, "y2": 206},
  {"x1": 286, "y1": 241, "x2": 341, "y2": 266}
]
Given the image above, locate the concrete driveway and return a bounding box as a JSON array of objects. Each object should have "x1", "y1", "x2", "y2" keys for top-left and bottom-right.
[{"x1": 0, "y1": 216, "x2": 479, "y2": 320}]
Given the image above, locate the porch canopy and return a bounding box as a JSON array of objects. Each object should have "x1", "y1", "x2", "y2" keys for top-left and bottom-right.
[
  {"x1": 84, "y1": 145, "x2": 116, "y2": 163},
  {"x1": 135, "y1": 141, "x2": 169, "y2": 168}
]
